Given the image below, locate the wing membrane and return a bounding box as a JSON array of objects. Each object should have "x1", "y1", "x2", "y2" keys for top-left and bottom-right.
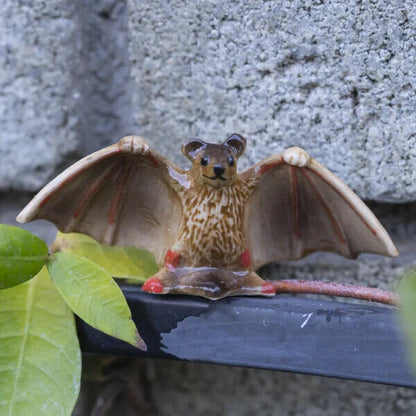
[
  {"x1": 245, "y1": 155, "x2": 398, "y2": 270},
  {"x1": 17, "y1": 142, "x2": 183, "y2": 266}
]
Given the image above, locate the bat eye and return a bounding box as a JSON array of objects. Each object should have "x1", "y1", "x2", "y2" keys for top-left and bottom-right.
[
  {"x1": 200, "y1": 157, "x2": 209, "y2": 166},
  {"x1": 228, "y1": 156, "x2": 235, "y2": 167}
]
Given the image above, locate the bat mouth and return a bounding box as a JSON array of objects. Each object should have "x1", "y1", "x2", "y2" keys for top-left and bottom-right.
[{"x1": 203, "y1": 174, "x2": 227, "y2": 181}]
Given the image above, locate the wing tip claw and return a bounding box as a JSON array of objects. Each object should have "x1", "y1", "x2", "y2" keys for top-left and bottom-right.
[
  {"x1": 16, "y1": 209, "x2": 30, "y2": 224},
  {"x1": 118, "y1": 136, "x2": 150, "y2": 155},
  {"x1": 388, "y1": 244, "x2": 400, "y2": 258},
  {"x1": 283, "y1": 147, "x2": 311, "y2": 167}
]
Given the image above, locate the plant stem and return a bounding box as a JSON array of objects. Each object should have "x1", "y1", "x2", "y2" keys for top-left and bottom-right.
[{"x1": 268, "y1": 279, "x2": 399, "y2": 306}]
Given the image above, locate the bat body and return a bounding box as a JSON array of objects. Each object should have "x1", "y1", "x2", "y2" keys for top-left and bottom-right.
[{"x1": 17, "y1": 135, "x2": 398, "y2": 299}]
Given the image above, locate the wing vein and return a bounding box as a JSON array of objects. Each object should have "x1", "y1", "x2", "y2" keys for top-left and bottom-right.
[
  {"x1": 104, "y1": 161, "x2": 134, "y2": 245},
  {"x1": 301, "y1": 169, "x2": 347, "y2": 247},
  {"x1": 38, "y1": 149, "x2": 119, "y2": 208},
  {"x1": 290, "y1": 166, "x2": 300, "y2": 239},
  {"x1": 65, "y1": 161, "x2": 123, "y2": 232},
  {"x1": 310, "y1": 166, "x2": 377, "y2": 236}
]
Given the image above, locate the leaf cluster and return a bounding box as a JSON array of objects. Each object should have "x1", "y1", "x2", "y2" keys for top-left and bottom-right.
[
  {"x1": 0, "y1": 225, "x2": 157, "y2": 416},
  {"x1": 399, "y1": 269, "x2": 416, "y2": 374}
]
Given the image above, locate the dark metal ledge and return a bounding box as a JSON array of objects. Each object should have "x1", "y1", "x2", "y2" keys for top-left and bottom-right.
[{"x1": 76, "y1": 285, "x2": 416, "y2": 388}]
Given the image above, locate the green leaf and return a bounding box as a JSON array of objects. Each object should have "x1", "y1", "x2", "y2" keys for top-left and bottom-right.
[
  {"x1": 47, "y1": 252, "x2": 146, "y2": 351},
  {"x1": 0, "y1": 224, "x2": 48, "y2": 289},
  {"x1": 0, "y1": 268, "x2": 81, "y2": 416},
  {"x1": 52, "y1": 232, "x2": 158, "y2": 283},
  {"x1": 399, "y1": 268, "x2": 416, "y2": 372}
]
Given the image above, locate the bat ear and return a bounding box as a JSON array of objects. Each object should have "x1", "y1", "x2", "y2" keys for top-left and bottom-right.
[
  {"x1": 182, "y1": 139, "x2": 207, "y2": 161},
  {"x1": 224, "y1": 134, "x2": 247, "y2": 158}
]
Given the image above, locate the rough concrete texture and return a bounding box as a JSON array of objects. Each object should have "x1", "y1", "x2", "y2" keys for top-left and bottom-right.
[
  {"x1": 128, "y1": 0, "x2": 416, "y2": 202},
  {"x1": 143, "y1": 360, "x2": 416, "y2": 416},
  {"x1": 74, "y1": 0, "x2": 135, "y2": 154},
  {"x1": 72, "y1": 353, "x2": 416, "y2": 416},
  {"x1": 0, "y1": 0, "x2": 80, "y2": 191},
  {"x1": 3, "y1": 0, "x2": 415, "y2": 201},
  {"x1": 0, "y1": 0, "x2": 134, "y2": 191}
]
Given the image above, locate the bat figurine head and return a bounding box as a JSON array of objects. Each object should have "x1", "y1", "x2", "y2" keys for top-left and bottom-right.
[
  {"x1": 17, "y1": 134, "x2": 399, "y2": 300},
  {"x1": 182, "y1": 134, "x2": 246, "y2": 188}
]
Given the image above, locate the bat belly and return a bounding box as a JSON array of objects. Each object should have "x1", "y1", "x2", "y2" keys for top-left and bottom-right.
[
  {"x1": 177, "y1": 214, "x2": 246, "y2": 268},
  {"x1": 173, "y1": 185, "x2": 248, "y2": 269}
]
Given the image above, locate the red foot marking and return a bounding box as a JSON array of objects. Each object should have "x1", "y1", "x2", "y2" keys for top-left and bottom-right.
[
  {"x1": 262, "y1": 282, "x2": 276, "y2": 294},
  {"x1": 240, "y1": 249, "x2": 251, "y2": 268},
  {"x1": 142, "y1": 277, "x2": 164, "y2": 294},
  {"x1": 164, "y1": 249, "x2": 181, "y2": 268}
]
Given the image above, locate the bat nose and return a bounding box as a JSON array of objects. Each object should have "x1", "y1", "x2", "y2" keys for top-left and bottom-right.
[{"x1": 214, "y1": 165, "x2": 225, "y2": 177}]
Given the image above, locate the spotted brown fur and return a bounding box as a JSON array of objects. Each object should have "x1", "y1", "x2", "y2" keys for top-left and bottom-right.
[{"x1": 173, "y1": 177, "x2": 250, "y2": 268}]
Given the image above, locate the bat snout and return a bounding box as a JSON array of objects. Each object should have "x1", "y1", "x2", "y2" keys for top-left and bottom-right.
[{"x1": 214, "y1": 165, "x2": 225, "y2": 177}]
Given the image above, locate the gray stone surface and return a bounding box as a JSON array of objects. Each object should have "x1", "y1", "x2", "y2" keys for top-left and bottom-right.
[
  {"x1": 128, "y1": 0, "x2": 416, "y2": 202},
  {"x1": 73, "y1": 352, "x2": 416, "y2": 416},
  {"x1": 144, "y1": 360, "x2": 416, "y2": 416},
  {"x1": 0, "y1": 0, "x2": 134, "y2": 192},
  {"x1": 2, "y1": 0, "x2": 415, "y2": 202},
  {"x1": 0, "y1": 0, "x2": 80, "y2": 191},
  {"x1": 74, "y1": 0, "x2": 134, "y2": 154}
]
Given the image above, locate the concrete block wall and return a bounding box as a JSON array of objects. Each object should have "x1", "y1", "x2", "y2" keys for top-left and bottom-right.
[
  {"x1": 1, "y1": 1, "x2": 416, "y2": 415},
  {"x1": 128, "y1": 0, "x2": 416, "y2": 203},
  {"x1": 0, "y1": 0, "x2": 80, "y2": 191}
]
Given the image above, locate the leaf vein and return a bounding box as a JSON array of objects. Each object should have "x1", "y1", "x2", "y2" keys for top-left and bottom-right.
[{"x1": 6, "y1": 278, "x2": 36, "y2": 416}]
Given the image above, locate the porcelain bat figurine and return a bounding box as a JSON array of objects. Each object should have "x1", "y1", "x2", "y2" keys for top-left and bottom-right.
[{"x1": 17, "y1": 134, "x2": 398, "y2": 299}]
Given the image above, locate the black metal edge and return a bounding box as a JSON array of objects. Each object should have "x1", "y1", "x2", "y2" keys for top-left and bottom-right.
[{"x1": 76, "y1": 285, "x2": 416, "y2": 388}]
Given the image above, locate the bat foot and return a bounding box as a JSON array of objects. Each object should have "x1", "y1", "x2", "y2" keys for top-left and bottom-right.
[
  {"x1": 283, "y1": 147, "x2": 311, "y2": 167},
  {"x1": 142, "y1": 277, "x2": 164, "y2": 294},
  {"x1": 142, "y1": 268, "x2": 276, "y2": 299}
]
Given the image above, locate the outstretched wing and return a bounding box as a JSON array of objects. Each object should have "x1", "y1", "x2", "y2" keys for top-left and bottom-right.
[
  {"x1": 243, "y1": 147, "x2": 398, "y2": 270},
  {"x1": 17, "y1": 136, "x2": 183, "y2": 266}
]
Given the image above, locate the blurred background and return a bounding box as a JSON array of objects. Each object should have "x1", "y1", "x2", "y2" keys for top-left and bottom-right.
[{"x1": 1, "y1": 0, "x2": 416, "y2": 414}]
